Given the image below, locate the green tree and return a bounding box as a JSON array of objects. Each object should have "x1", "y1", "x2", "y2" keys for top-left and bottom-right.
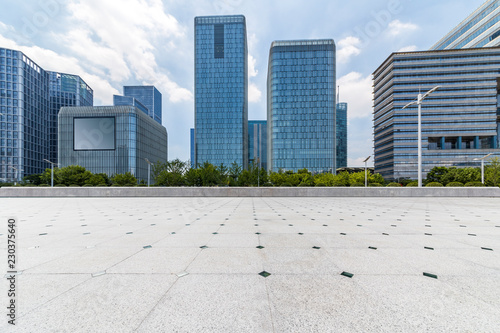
[
  {"x1": 22, "y1": 173, "x2": 44, "y2": 185},
  {"x1": 485, "y1": 157, "x2": 500, "y2": 186},
  {"x1": 332, "y1": 171, "x2": 350, "y2": 187},
  {"x1": 426, "y1": 166, "x2": 449, "y2": 184},
  {"x1": 313, "y1": 173, "x2": 335, "y2": 187},
  {"x1": 85, "y1": 173, "x2": 109, "y2": 186},
  {"x1": 184, "y1": 168, "x2": 202, "y2": 186},
  {"x1": 111, "y1": 172, "x2": 137, "y2": 186}
]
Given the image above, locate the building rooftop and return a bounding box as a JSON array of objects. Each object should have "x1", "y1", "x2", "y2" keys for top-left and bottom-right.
[{"x1": 1, "y1": 196, "x2": 499, "y2": 331}]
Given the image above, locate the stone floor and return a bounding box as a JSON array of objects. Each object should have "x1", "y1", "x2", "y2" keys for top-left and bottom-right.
[{"x1": 1, "y1": 197, "x2": 499, "y2": 332}]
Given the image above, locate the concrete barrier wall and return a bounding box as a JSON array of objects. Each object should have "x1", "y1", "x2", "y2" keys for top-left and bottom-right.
[{"x1": 1, "y1": 187, "x2": 500, "y2": 197}]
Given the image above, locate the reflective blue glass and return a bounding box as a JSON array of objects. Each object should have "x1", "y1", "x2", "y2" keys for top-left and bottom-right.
[
  {"x1": 267, "y1": 40, "x2": 336, "y2": 173},
  {"x1": 122, "y1": 86, "x2": 162, "y2": 125},
  {"x1": 0, "y1": 48, "x2": 93, "y2": 182},
  {"x1": 432, "y1": 0, "x2": 500, "y2": 50},
  {"x1": 336, "y1": 103, "x2": 347, "y2": 168},
  {"x1": 190, "y1": 128, "x2": 195, "y2": 168},
  {"x1": 248, "y1": 120, "x2": 267, "y2": 170},
  {"x1": 194, "y1": 15, "x2": 248, "y2": 168}
]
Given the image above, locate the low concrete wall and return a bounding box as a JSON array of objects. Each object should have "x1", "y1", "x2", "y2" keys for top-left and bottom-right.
[{"x1": 1, "y1": 187, "x2": 500, "y2": 197}]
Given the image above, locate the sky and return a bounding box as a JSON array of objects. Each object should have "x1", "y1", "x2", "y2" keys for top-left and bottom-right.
[{"x1": 0, "y1": 0, "x2": 487, "y2": 166}]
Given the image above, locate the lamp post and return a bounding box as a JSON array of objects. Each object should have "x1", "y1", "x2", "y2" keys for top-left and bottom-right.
[
  {"x1": 473, "y1": 153, "x2": 493, "y2": 184},
  {"x1": 43, "y1": 159, "x2": 57, "y2": 187},
  {"x1": 402, "y1": 86, "x2": 440, "y2": 187},
  {"x1": 363, "y1": 156, "x2": 371, "y2": 187},
  {"x1": 10, "y1": 166, "x2": 23, "y2": 185},
  {"x1": 145, "y1": 158, "x2": 152, "y2": 187}
]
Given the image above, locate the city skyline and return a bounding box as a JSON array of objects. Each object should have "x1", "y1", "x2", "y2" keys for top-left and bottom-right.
[{"x1": 0, "y1": 0, "x2": 489, "y2": 166}]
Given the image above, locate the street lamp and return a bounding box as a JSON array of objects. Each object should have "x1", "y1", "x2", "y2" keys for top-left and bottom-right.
[
  {"x1": 473, "y1": 153, "x2": 493, "y2": 184},
  {"x1": 145, "y1": 158, "x2": 153, "y2": 187},
  {"x1": 402, "y1": 86, "x2": 440, "y2": 187},
  {"x1": 43, "y1": 159, "x2": 57, "y2": 187},
  {"x1": 363, "y1": 156, "x2": 371, "y2": 187},
  {"x1": 10, "y1": 166, "x2": 23, "y2": 185}
]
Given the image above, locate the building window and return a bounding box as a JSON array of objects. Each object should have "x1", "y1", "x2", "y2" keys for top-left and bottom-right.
[{"x1": 214, "y1": 24, "x2": 224, "y2": 59}]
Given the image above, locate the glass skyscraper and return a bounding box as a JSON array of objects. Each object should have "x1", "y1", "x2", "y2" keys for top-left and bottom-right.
[
  {"x1": 0, "y1": 47, "x2": 92, "y2": 183},
  {"x1": 194, "y1": 15, "x2": 248, "y2": 168},
  {"x1": 248, "y1": 120, "x2": 267, "y2": 170},
  {"x1": 190, "y1": 128, "x2": 195, "y2": 168},
  {"x1": 373, "y1": 47, "x2": 500, "y2": 180},
  {"x1": 122, "y1": 86, "x2": 162, "y2": 125},
  {"x1": 267, "y1": 40, "x2": 336, "y2": 173},
  {"x1": 336, "y1": 102, "x2": 348, "y2": 169},
  {"x1": 49, "y1": 72, "x2": 93, "y2": 164},
  {"x1": 431, "y1": 0, "x2": 500, "y2": 50}
]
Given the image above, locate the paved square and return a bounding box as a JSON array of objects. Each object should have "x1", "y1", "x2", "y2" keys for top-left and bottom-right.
[{"x1": 1, "y1": 197, "x2": 499, "y2": 332}]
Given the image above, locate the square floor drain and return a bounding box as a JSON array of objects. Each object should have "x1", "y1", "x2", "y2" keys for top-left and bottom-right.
[
  {"x1": 256, "y1": 246, "x2": 264, "y2": 249},
  {"x1": 255, "y1": 232, "x2": 261, "y2": 235},
  {"x1": 382, "y1": 233, "x2": 389, "y2": 236},
  {"x1": 91, "y1": 271, "x2": 106, "y2": 278},
  {"x1": 212, "y1": 232, "x2": 218, "y2": 235},
  {"x1": 425, "y1": 233, "x2": 432, "y2": 236},
  {"x1": 143, "y1": 245, "x2": 152, "y2": 249},
  {"x1": 259, "y1": 271, "x2": 271, "y2": 278},
  {"x1": 298, "y1": 233, "x2": 304, "y2": 235},
  {"x1": 368, "y1": 246, "x2": 377, "y2": 250},
  {"x1": 39, "y1": 233, "x2": 47, "y2": 236},
  {"x1": 424, "y1": 247, "x2": 434, "y2": 250},
  {"x1": 126, "y1": 232, "x2": 133, "y2": 234},
  {"x1": 323, "y1": 224, "x2": 328, "y2": 227},
  {"x1": 481, "y1": 247, "x2": 493, "y2": 251},
  {"x1": 423, "y1": 272, "x2": 438, "y2": 279},
  {"x1": 468, "y1": 234, "x2": 477, "y2": 236},
  {"x1": 312, "y1": 246, "x2": 321, "y2": 249},
  {"x1": 340, "y1": 233, "x2": 346, "y2": 235},
  {"x1": 200, "y1": 246, "x2": 208, "y2": 249},
  {"x1": 341, "y1": 271, "x2": 353, "y2": 278}
]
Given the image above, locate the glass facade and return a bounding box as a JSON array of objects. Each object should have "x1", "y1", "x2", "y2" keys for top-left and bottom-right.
[
  {"x1": 49, "y1": 72, "x2": 93, "y2": 164},
  {"x1": 122, "y1": 86, "x2": 162, "y2": 125},
  {"x1": 58, "y1": 106, "x2": 168, "y2": 182},
  {"x1": 194, "y1": 15, "x2": 248, "y2": 168},
  {"x1": 1, "y1": 47, "x2": 91, "y2": 183},
  {"x1": 373, "y1": 47, "x2": 500, "y2": 180},
  {"x1": 336, "y1": 102, "x2": 348, "y2": 168},
  {"x1": 267, "y1": 40, "x2": 336, "y2": 173},
  {"x1": 431, "y1": 0, "x2": 500, "y2": 50},
  {"x1": 190, "y1": 128, "x2": 195, "y2": 168},
  {"x1": 248, "y1": 120, "x2": 267, "y2": 170},
  {"x1": 113, "y1": 95, "x2": 149, "y2": 116}
]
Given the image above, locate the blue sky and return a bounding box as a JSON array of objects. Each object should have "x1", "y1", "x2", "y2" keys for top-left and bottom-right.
[{"x1": 0, "y1": 0, "x2": 486, "y2": 166}]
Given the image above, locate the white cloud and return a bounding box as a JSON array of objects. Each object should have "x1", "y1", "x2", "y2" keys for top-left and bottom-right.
[
  {"x1": 386, "y1": 19, "x2": 419, "y2": 37},
  {"x1": 336, "y1": 36, "x2": 362, "y2": 64},
  {"x1": 248, "y1": 54, "x2": 258, "y2": 77},
  {"x1": 249, "y1": 83, "x2": 262, "y2": 103},
  {"x1": 397, "y1": 45, "x2": 418, "y2": 52},
  {"x1": 0, "y1": 29, "x2": 119, "y2": 105},
  {"x1": 337, "y1": 72, "x2": 372, "y2": 120},
  {"x1": 58, "y1": 0, "x2": 192, "y2": 103}
]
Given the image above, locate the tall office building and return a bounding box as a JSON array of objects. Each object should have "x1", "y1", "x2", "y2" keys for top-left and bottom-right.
[
  {"x1": 49, "y1": 72, "x2": 93, "y2": 164},
  {"x1": 267, "y1": 40, "x2": 336, "y2": 173},
  {"x1": 0, "y1": 47, "x2": 92, "y2": 183},
  {"x1": 121, "y1": 86, "x2": 162, "y2": 125},
  {"x1": 248, "y1": 120, "x2": 267, "y2": 170},
  {"x1": 336, "y1": 102, "x2": 348, "y2": 169},
  {"x1": 194, "y1": 15, "x2": 248, "y2": 168},
  {"x1": 373, "y1": 47, "x2": 500, "y2": 181},
  {"x1": 190, "y1": 128, "x2": 195, "y2": 168},
  {"x1": 431, "y1": 0, "x2": 500, "y2": 50}
]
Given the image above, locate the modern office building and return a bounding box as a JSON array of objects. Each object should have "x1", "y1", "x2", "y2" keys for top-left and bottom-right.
[
  {"x1": 248, "y1": 120, "x2": 267, "y2": 170},
  {"x1": 49, "y1": 72, "x2": 93, "y2": 164},
  {"x1": 116, "y1": 86, "x2": 162, "y2": 125},
  {"x1": 0, "y1": 47, "x2": 92, "y2": 183},
  {"x1": 431, "y1": 0, "x2": 500, "y2": 50},
  {"x1": 58, "y1": 105, "x2": 168, "y2": 182},
  {"x1": 267, "y1": 39, "x2": 336, "y2": 173},
  {"x1": 190, "y1": 128, "x2": 195, "y2": 168},
  {"x1": 194, "y1": 15, "x2": 248, "y2": 168},
  {"x1": 336, "y1": 102, "x2": 348, "y2": 168},
  {"x1": 373, "y1": 47, "x2": 500, "y2": 181},
  {"x1": 113, "y1": 94, "x2": 150, "y2": 116}
]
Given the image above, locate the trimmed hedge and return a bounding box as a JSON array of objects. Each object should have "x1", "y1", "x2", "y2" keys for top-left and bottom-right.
[
  {"x1": 464, "y1": 181, "x2": 485, "y2": 187},
  {"x1": 386, "y1": 182, "x2": 402, "y2": 187},
  {"x1": 406, "y1": 181, "x2": 418, "y2": 187},
  {"x1": 425, "y1": 182, "x2": 444, "y2": 187},
  {"x1": 446, "y1": 182, "x2": 464, "y2": 187}
]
